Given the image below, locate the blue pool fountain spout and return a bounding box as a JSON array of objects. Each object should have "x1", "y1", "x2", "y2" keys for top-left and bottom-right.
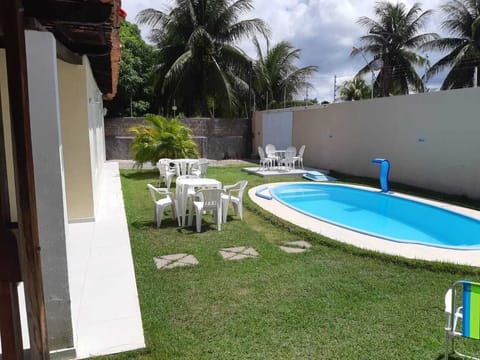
[{"x1": 371, "y1": 158, "x2": 390, "y2": 192}]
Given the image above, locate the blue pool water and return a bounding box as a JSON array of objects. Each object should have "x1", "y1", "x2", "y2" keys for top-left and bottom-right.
[{"x1": 270, "y1": 183, "x2": 480, "y2": 249}]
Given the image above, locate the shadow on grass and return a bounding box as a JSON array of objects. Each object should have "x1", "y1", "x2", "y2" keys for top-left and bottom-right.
[
  {"x1": 121, "y1": 170, "x2": 158, "y2": 180},
  {"x1": 130, "y1": 220, "x2": 153, "y2": 229}
]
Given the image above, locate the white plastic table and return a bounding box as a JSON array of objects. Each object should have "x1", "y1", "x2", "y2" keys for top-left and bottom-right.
[{"x1": 175, "y1": 177, "x2": 221, "y2": 226}]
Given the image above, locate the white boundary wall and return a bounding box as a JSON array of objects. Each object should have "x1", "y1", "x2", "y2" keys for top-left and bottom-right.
[{"x1": 257, "y1": 87, "x2": 480, "y2": 199}]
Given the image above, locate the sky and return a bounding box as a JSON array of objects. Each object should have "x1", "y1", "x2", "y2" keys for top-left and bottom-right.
[{"x1": 120, "y1": 0, "x2": 446, "y2": 102}]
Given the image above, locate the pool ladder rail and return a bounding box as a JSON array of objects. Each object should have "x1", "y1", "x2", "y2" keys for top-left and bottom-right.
[{"x1": 371, "y1": 158, "x2": 390, "y2": 193}]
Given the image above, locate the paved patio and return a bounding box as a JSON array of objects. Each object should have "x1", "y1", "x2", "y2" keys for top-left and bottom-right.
[{"x1": 242, "y1": 166, "x2": 330, "y2": 177}]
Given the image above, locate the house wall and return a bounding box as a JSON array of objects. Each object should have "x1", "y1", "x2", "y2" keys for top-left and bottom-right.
[
  {"x1": 58, "y1": 58, "x2": 95, "y2": 221},
  {"x1": 85, "y1": 57, "x2": 106, "y2": 215},
  {"x1": 0, "y1": 49, "x2": 17, "y2": 222},
  {"x1": 258, "y1": 87, "x2": 480, "y2": 198},
  {"x1": 25, "y1": 30, "x2": 75, "y2": 353}
]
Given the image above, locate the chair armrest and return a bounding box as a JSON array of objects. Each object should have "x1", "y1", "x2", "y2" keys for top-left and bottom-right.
[{"x1": 152, "y1": 187, "x2": 170, "y2": 196}]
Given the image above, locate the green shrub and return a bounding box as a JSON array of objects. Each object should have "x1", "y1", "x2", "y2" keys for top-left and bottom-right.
[{"x1": 129, "y1": 114, "x2": 199, "y2": 165}]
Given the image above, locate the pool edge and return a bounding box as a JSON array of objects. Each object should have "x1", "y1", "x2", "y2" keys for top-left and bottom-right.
[{"x1": 249, "y1": 182, "x2": 480, "y2": 267}]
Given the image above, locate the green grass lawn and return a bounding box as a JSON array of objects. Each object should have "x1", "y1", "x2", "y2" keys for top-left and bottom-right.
[{"x1": 97, "y1": 163, "x2": 480, "y2": 359}]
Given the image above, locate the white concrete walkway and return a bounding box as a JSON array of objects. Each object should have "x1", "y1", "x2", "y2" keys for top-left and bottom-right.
[
  {"x1": 0, "y1": 162, "x2": 144, "y2": 358},
  {"x1": 67, "y1": 161, "x2": 145, "y2": 358}
]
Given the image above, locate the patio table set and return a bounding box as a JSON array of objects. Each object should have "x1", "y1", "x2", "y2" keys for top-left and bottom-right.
[
  {"x1": 258, "y1": 144, "x2": 305, "y2": 171},
  {"x1": 148, "y1": 158, "x2": 248, "y2": 232}
]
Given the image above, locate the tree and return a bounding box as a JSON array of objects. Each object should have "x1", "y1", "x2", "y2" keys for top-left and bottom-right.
[
  {"x1": 422, "y1": 0, "x2": 480, "y2": 89},
  {"x1": 354, "y1": 1, "x2": 437, "y2": 97},
  {"x1": 129, "y1": 114, "x2": 199, "y2": 165},
  {"x1": 252, "y1": 38, "x2": 318, "y2": 110},
  {"x1": 339, "y1": 77, "x2": 371, "y2": 101},
  {"x1": 136, "y1": 0, "x2": 269, "y2": 117},
  {"x1": 105, "y1": 21, "x2": 157, "y2": 117}
]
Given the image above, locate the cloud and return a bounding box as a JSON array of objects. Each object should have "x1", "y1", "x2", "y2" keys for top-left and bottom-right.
[{"x1": 121, "y1": 0, "x2": 450, "y2": 101}]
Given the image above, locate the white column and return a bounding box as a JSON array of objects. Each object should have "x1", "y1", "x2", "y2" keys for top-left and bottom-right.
[{"x1": 25, "y1": 30, "x2": 75, "y2": 356}]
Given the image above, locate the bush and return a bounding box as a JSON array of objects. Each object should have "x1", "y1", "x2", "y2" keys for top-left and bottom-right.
[{"x1": 129, "y1": 114, "x2": 199, "y2": 165}]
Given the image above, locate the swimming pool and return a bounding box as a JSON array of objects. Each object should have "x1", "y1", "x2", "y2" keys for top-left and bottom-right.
[{"x1": 269, "y1": 183, "x2": 480, "y2": 250}]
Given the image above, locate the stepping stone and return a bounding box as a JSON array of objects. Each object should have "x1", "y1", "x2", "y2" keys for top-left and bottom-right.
[
  {"x1": 286, "y1": 240, "x2": 312, "y2": 249},
  {"x1": 229, "y1": 254, "x2": 250, "y2": 260},
  {"x1": 178, "y1": 254, "x2": 199, "y2": 265},
  {"x1": 162, "y1": 253, "x2": 189, "y2": 261},
  {"x1": 243, "y1": 247, "x2": 259, "y2": 256},
  {"x1": 154, "y1": 253, "x2": 198, "y2": 270},
  {"x1": 219, "y1": 251, "x2": 237, "y2": 260},
  {"x1": 219, "y1": 246, "x2": 259, "y2": 260},
  {"x1": 224, "y1": 246, "x2": 246, "y2": 253},
  {"x1": 279, "y1": 246, "x2": 307, "y2": 254}
]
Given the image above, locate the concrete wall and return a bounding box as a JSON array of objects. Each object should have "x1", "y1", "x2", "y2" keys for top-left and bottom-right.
[
  {"x1": 105, "y1": 116, "x2": 249, "y2": 160},
  {"x1": 258, "y1": 87, "x2": 480, "y2": 199},
  {"x1": 25, "y1": 30, "x2": 75, "y2": 353},
  {"x1": 263, "y1": 111, "x2": 292, "y2": 149}
]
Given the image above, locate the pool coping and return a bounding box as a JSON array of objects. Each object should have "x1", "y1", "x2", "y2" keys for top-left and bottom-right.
[{"x1": 249, "y1": 182, "x2": 480, "y2": 267}]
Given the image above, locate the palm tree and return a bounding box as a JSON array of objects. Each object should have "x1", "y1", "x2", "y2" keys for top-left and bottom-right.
[
  {"x1": 252, "y1": 38, "x2": 318, "y2": 110},
  {"x1": 422, "y1": 0, "x2": 480, "y2": 89},
  {"x1": 130, "y1": 114, "x2": 199, "y2": 165},
  {"x1": 339, "y1": 77, "x2": 372, "y2": 101},
  {"x1": 136, "y1": 0, "x2": 269, "y2": 117},
  {"x1": 354, "y1": 1, "x2": 437, "y2": 97}
]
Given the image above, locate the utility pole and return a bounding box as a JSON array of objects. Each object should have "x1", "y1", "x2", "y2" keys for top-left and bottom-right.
[{"x1": 333, "y1": 75, "x2": 337, "y2": 103}]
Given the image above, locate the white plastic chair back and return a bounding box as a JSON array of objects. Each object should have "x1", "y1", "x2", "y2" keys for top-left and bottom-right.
[
  {"x1": 265, "y1": 144, "x2": 276, "y2": 157},
  {"x1": 190, "y1": 158, "x2": 209, "y2": 177},
  {"x1": 147, "y1": 184, "x2": 176, "y2": 227},
  {"x1": 285, "y1": 145, "x2": 297, "y2": 156},
  {"x1": 221, "y1": 180, "x2": 248, "y2": 222},
  {"x1": 258, "y1": 147, "x2": 272, "y2": 169},
  {"x1": 193, "y1": 188, "x2": 223, "y2": 232},
  {"x1": 298, "y1": 145, "x2": 306, "y2": 157},
  {"x1": 258, "y1": 146, "x2": 267, "y2": 160}
]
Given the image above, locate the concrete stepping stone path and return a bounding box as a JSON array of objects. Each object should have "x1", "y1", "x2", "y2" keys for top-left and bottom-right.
[
  {"x1": 154, "y1": 253, "x2": 199, "y2": 270},
  {"x1": 279, "y1": 240, "x2": 312, "y2": 254},
  {"x1": 219, "y1": 246, "x2": 259, "y2": 260}
]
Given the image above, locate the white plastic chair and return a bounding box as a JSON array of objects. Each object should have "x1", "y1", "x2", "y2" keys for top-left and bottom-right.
[
  {"x1": 293, "y1": 145, "x2": 306, "y2": 169},
  {"x1": 445, "y1": 288, "x2": 463, "y2": 336},
  {"x1": 280, "y1": 146, "x2": 297, "y2": 170},
  {"x1": 147, "y1": 184, "x2": 177, "y2": 227},
  {"x1": 258, "y1": 147, "x2": 272, "y2": 170},
  {"x1": 265, "y1": 144, "x2": 279, "y2": 166},
  {"x1": 190, "y1": 158, "x2": 209, "y2": 177},
  {"x1": 221, "y1": 180, "x2": 248, "y2": 223},
  {"x1": 157, "y1": 159, "x2": 176, "y2": 189},
  {"x1": 192, "y1": 188, "x2": 224, "y2": 232}
]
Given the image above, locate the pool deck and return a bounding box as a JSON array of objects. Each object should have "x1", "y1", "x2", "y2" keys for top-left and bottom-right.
[
  {"x1": 249, "y1": 182, "x2": 480, "y2": 267},
  {"x1": 242, "y1": 166, "x2": 328, "y2": 177}
]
